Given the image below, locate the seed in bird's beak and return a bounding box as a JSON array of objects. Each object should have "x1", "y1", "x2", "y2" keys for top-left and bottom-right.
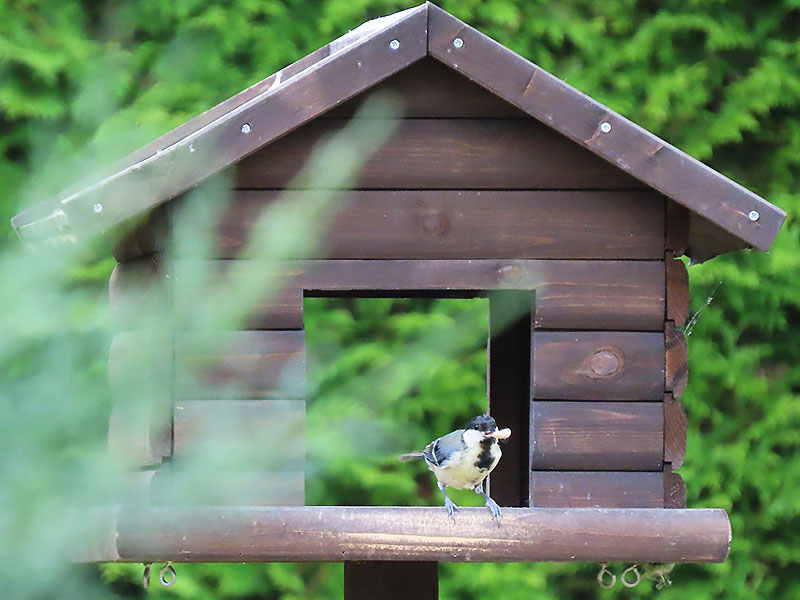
[{"x1": 492, "y1": 428, "x2": 512, "y2": 440}]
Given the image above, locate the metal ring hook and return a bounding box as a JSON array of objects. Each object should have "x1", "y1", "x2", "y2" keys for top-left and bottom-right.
[
  {"x1": 142, "y1": 563, "x2": 152, "y2": 589},
  {"x1": 159, "y1": 561, "x2": 177, "y2": 587},
  {"x1": 596, "y1": 562, "x2": 616, "y2": 588},
  {"x1": 621, "y1": 563, "x2": 641, "y2": 588}
]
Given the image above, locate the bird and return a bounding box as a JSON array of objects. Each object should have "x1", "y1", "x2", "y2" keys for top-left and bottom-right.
[{"x1": 399, "y1": 414, "x2": 511, "y2": 521}]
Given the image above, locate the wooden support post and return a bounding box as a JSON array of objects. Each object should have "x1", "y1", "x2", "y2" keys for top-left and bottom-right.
[
  {"x1": 487, "y1": 291, "x2": 532, "y2": 507},
  {"x1": 344, "y1": 562, "x2": 437, "y2": 600}
]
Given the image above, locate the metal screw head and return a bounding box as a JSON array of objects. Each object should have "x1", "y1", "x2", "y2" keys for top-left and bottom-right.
[
  {"x1": 748, "y1": 210, "x2": 760, "y2": 222},
  {"x1": 389, "y1": 39, "x2": 400, "y2": 50},
  {"x1": 600, "y1": 121, "x2": 612, "y2": 133},
  {"x1": 453, "y1": 37, "x2": 464, "y2": 48},
  {"x1": 241, "y1": 123, "x2": 251, "y2": 134},
  {"x1": 92, "y1": 203, "x2": 103, "y2": 213}
]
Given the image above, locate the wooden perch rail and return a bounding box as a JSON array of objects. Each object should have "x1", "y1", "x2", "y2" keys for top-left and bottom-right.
[{"x1": 85, "y1": 506, "x2": 731, "y2": 564}]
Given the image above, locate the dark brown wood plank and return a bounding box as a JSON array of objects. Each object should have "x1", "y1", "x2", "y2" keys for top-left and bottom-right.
[
  {"x1": 531, "y1": 331, "x2": 665, "y2": 400},
  {"x1": 666, "y1": 200, "x2": 690, "y2": 257},
  {"x1": 108, "y1": 329, "x2": 173, "y2": 467},
  {"x1": 113, "y1": 506, "x2": 731, "y2": 563},
  {"x1": 531, "y1": 401, "x2": 664, "y2": 471},
  {"x1": 173, "y1": 400, "x2": 305, "y2": 471},
  {"x1": 665, "y1": 322, "x2": 688, "y2": 398},
  {"x1": 427, "y1": 4, "x2": 785, "y2": 254},
  {"x1": 167, "y1": 469, "x2": 305, "y2": 506},
  {"x1": 665, "y1": 393, "x2": 687, "y2": 469},
  {"x1": 666, "y1": 253, "x2": 689, "y2": 326},
  {"x1": 212, "y1": 190, "x2": 664, "y2": 259},
  {"x1": 664, "y1": 466, "x2": 687, "y2": 508},
  {"x1": 172, "y1": 259, "x2": 666, "y2": 330},
  {"x1": 344, "y1": 562, "x2": 438, "y2": 600},
  {"x1": 327, "y1": 57, "x2": 525, "y2": 118},
  {"x1": 175, "y1": 331, "x2": 306, "y2": 398},
  {"x1": 13, "y1": 5, "x2": 429, "y2": 242},
  {"x1": 530, "y1": 471, "x2": 665, "y2": 508},
  {"x1": 111, "y1": 205, "x2": 171, "y2": 262},
  {"x1": 109, "y1": 253, "x2": 171, "y2": 330},
  {"x1": 487, "y1": 292, "x2": 532, "y2": 507},
  {"x1": 234, "y1": 119, "x2": 647, "y2": 190}
]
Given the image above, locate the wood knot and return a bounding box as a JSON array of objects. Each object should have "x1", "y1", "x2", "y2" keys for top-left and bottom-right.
[
  {"x1": 498, "y1": 265, "x2": 522, "y2": 283},
  {"x1": 589, "y1": 349, "x2": 621, "y2": 377},
  {"x1": 417, "y1": 209, "x2": 451, "y2": 236}
]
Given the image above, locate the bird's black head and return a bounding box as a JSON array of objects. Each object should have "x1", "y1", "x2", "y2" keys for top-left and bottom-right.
[{"x1": 465, "y1": 414, "x2": 497, "y2": 433}]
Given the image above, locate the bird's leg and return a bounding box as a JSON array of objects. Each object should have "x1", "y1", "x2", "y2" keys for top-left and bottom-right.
[
  {"x1": 438, "y1": 482, "x2": 459, "y2": 520},
  {"x1": 473, "y1": 481, "x2": 502, "y2": 522}
]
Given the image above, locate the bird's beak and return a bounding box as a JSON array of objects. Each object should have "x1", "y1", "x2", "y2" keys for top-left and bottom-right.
[{"x1": 491, "y1": 428, "x2": 512, "y2": 440}]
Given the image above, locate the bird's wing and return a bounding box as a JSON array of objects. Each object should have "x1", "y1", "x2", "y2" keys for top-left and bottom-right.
[{"x1": 423, "y1": 429, "x2": 465, "y2": 467}]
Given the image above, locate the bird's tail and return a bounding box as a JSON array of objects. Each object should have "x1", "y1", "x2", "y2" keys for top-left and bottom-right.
[{"x1": 398, "y1": 452, "x2": 425, "y2": 462}]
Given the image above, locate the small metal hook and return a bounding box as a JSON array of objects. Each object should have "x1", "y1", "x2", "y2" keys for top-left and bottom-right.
[
  {"x1": 596, "y1": 562, "x2": 616, "y2": 588},
  {"x1": 159, "y1": 561, "x2": 177, "y2": 587},
  {"x1": 621, "y1": 563, "x2": 641, "y2": 588},
  {"x1": 142, "y1": 563, "x2": 152, "y2": 589}
]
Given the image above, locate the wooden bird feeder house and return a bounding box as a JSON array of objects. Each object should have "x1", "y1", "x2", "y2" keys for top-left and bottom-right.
[{"x1": 12, "y1": 3, "x2": 785, "y2": 596}]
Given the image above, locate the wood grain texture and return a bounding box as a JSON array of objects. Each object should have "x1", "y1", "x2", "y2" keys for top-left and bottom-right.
[
  {"x1": 487, "y1": 292, "x2": 532, "y2": 507},
  {"x1": 531, "y1": 331, "x2": 665, "y2": 400},
  {"x1": 531, "y1": 401, "x2": 664, "y2": 471},
  {"x1": 234, "y1": 120, "x2": 647, "y2": 190},
  {"x1": 666, "y1": 253, "x2": 689, "y2": 326},
  {"x1": 665, "y1": 322, "x2": 688, "y2": 398},
  {"x1": 171, "y1": 259, "x2": 665, "y2": 330},
  {"x1": 664, "y1": 393, "x2": 687, "y2": 469},
  {"x1": 327, "y1": 57, "x2": 524, "y2": 118},
  {"x1": 665, "y1": 467, "x2": 687, "y2": 508},
  {"x1": 173, "y1": 400, "x2": 305, "y2": 471},
  {"x1": 213, "y1": 190, "x2": 664, "y2": 260},
  {"x1": 666, "y1": 200, "x2": 690, "y2": 257},
  {"x1": 112, "y1": 506, "x2": 731, "y2": 563},
  {"x1": 175, "y1": 330, "x2": 306, "y2": 398},
  {"x1": 107, "y1": 329, "x2": 173, "y2": 467},
  {"x1": 530, "y1": 471, "x2": 665, "y2": 508},
  {"x1": 167, "y1": 469, "x2": 305, "y2": 506},
  {"x1": 427, "y1": 4, "x2": 785, "y2": 254},
  {"x1": 345, "y1": 562, "x2": 438, "y2": 600},
  {"x1": 109, "y1": 254, "x2": 171, "y2": 330}
]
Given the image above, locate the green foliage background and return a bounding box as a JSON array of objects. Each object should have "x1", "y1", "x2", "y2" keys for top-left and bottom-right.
[{"x1": 2, "y1": 0, "x2": 799, "y2": 598}]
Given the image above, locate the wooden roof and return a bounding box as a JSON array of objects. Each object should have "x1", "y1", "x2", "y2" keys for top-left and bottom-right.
[{"x1": 11, "y1": 2, "x2": 785, "y2": 262}]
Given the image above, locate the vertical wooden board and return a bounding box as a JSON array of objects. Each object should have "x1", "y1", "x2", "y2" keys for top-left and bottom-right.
[
  {"x1": 531, "y1": 331, "x2": 665, "y2": 400},
  {"x1": 665, "y1": 322, "x2": 688, "y2": 397},
  {"x1": 666, "y1": 253, "x2": 689, "y2": 326},
  {"x1": 530, "y1": 471, "x2": 665, "y2": 508},
  {"x1": 666, "y1": 200, "x2": 690, "y2": 257},
  {"x1": 344, "y1": 562, "x2": 438, "y2": 600},
  {"x1": 487, "y1": 292, "x2": 532, "y2": 507},
  {"x1": 109, "y1": 253, "x2": 171, "y2": 330},
  {"x1": 664, "y1": 393, "x2": 687, "y2": 469},
  {"x1": 665, "y1": 467, "x2": 687, "y2": 508},
  {"x1": 173, "y1": 400, "x2": 305, "y2": 471},
  {"x1": 108, "y1": 329, "x2": 173, "y2": 467},
  {"x1": 175, "y1": 330, "x2": 306, "y2": 398},
  {"x1": 531, "y1": 401, "x2": 664, "y2": 470}
]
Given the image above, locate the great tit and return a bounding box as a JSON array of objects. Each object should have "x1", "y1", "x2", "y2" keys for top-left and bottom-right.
[{"x1": 399, "y1": 414, "x2": 511, "y2": 521}]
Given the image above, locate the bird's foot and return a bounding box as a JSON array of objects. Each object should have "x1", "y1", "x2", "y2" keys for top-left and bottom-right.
[
  {"x1": 444, "y1": 497, "x2": 460, "y2": 521},
  {"x1": 485, "y1": 497, "x2": 502, "y2": 523}
]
